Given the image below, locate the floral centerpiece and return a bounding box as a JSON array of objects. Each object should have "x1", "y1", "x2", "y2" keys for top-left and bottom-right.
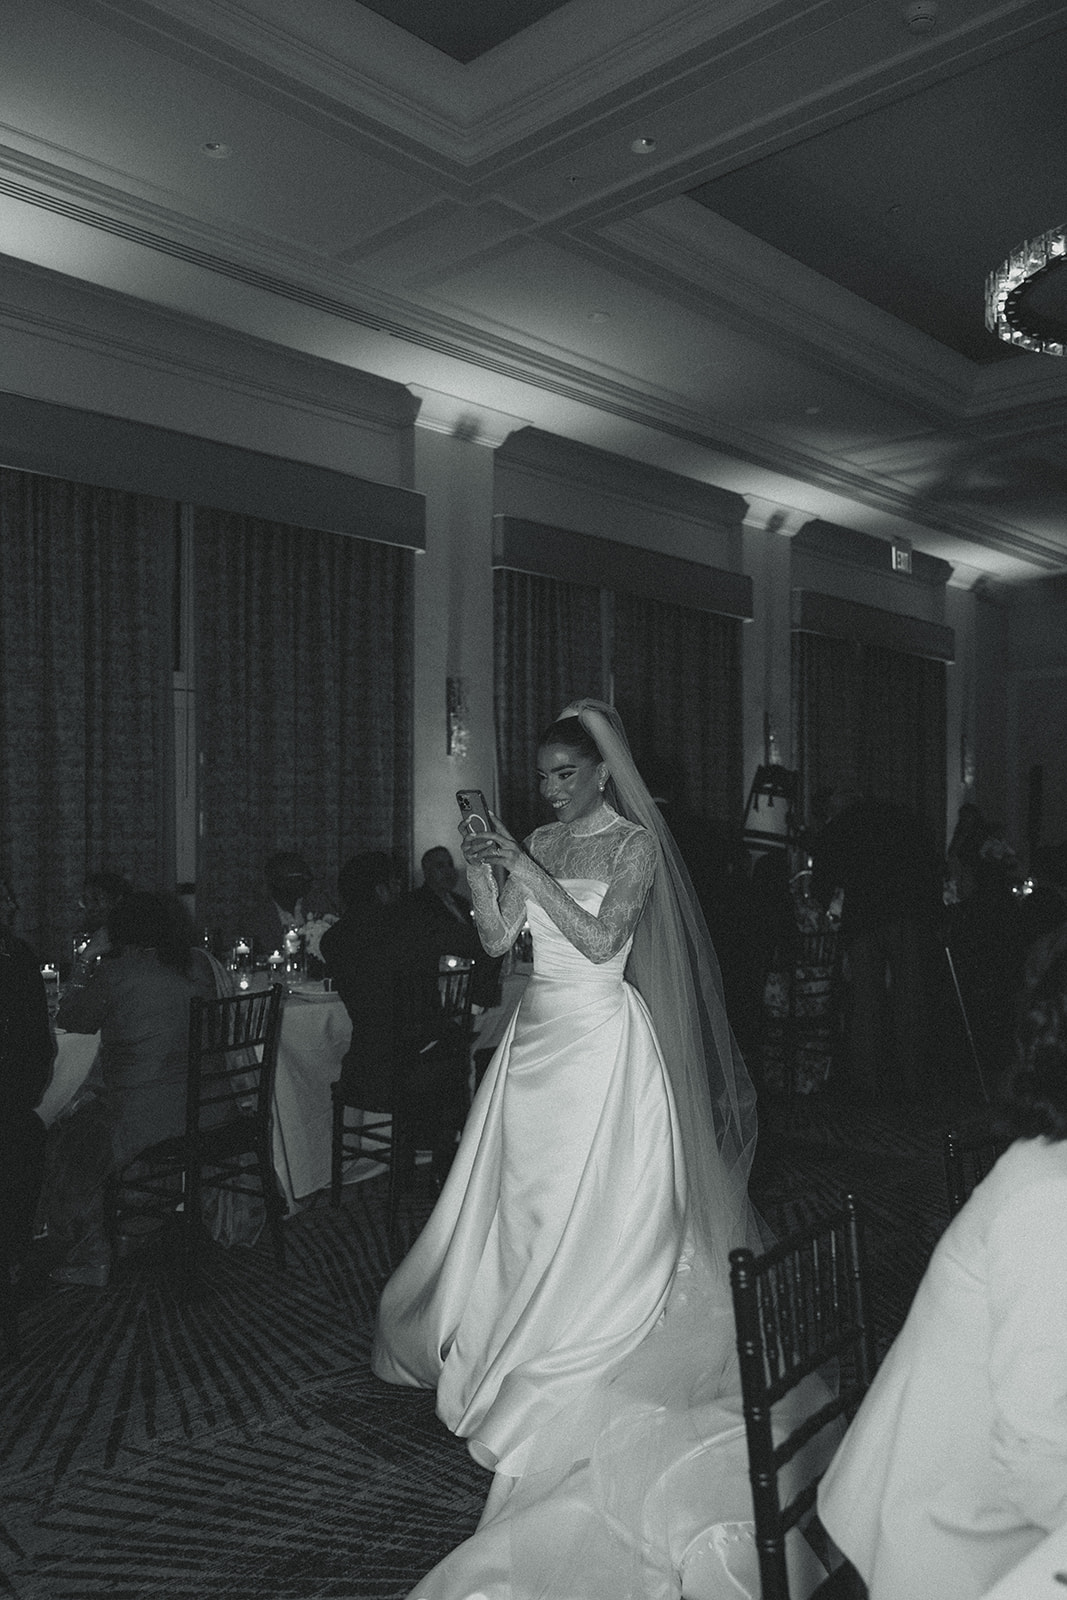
[{"x1": 302, "y1": 914, "x2": 339, "y2": 980}]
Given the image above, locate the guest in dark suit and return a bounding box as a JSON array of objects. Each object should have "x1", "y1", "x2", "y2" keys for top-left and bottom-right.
[
  {"x1": 400, "y1": 847, "x2": 503, "y2": 1011},
  {"x1": 321, "y1": 853, "x2": 468, "y2": 1187},
  {"x1": 247, "y1": 851, "x2": 313, "y2": 959}
]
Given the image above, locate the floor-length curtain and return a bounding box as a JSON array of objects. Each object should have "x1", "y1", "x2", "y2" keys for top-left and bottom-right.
[
  {"x1": 613, "y1": 594, "x2": 743, "y2": 829},
  {"x1": 194, "y1": 510, "x2": 413, "y2": 942},
  {"x1": 862, "y1": 641, "x2": 946, "y2": 834},
  {"x1": 493, "y1": 570, "x2": 605, "y2": 840},
  {"x1": 792, "y1": 632, "x2": 864, "y2": 813},
  {"x1": 793, "y1": 630, "x2": 946, "y2": 841},
  {"x1": 0, "y1": 468, "x2": 174, "y2": 960}
]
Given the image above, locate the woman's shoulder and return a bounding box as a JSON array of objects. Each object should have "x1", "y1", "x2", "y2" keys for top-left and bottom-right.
[
  {"x1": 950, "y1": 1136, "x2": 1067, "y2": 1247},
  {"x1": 987, "y1": 1134, "x2": 1067, "y2": 1196},
  {"x1": 612, "y1": 816, "x2": 656, "y2": 857}
]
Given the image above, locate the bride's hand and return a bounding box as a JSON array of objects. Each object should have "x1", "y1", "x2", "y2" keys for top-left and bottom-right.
[{"x1": 460, "y1": 814, "x2": 526, "y2": 877}]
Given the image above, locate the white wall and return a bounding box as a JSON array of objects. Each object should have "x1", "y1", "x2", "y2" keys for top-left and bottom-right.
[{"x1": 411, "y1": 426, "x2": 497, "y2": 875}]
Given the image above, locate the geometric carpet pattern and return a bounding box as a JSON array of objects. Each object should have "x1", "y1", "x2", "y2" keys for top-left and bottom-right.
[{"x1": 1, "y1": 1098, "x2": 963, "y2": 1598}]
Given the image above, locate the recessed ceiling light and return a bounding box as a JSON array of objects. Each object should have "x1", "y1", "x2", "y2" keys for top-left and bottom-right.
[
  {"x1": 630, "y1": 136, "x2": 657, "y2": 155},
  {"x1": 202, "y1": 141, "x2": 231, "y2": 159},
  {"x1": 902, "y1": 1, "x2": 937, "y2": 33}
]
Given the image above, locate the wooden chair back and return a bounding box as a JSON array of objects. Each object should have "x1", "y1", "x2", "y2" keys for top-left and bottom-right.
[
  {"x1": 942, "y1": 1123, "x2": 1011, "y2": 1218},
  {"x1": 729, "y1": 1194, "x2": 875, "y2": 1599},
  {"x1": 187, "y1": 984, "x2": 283, "y2": 1132}
]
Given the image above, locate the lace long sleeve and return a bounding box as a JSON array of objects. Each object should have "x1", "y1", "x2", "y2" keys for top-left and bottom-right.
[
  {"x1": 467, "y1": 864, "x2": 528, "y2": 957},
  {"x1": 518, "y1": 824, "x2": 656, "y2": 964}
]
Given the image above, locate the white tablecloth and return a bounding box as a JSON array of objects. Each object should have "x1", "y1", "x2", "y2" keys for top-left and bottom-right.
[
  {"x1": 37, "y1": 1030, "x2": 100, "y2": 1127},
  {"x1": 38, "y1": 991, "x2": 353, "y2": 1211},
  {"x1": 271, "y1": 993, "x2": 351, "y2": 1206}
]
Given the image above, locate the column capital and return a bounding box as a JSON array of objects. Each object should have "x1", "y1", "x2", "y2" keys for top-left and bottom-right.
[{"x1": 741, "y1": 497, "x2": 810, "y2": 538}]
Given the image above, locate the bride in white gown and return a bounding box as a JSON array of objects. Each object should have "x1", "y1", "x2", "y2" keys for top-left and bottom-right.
[{"x1": 372, "y1": 701, "x2": 768, "y2": 1600}]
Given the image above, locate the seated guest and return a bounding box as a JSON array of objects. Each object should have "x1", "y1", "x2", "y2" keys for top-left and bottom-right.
[
  {"x1": 401, "y1": 846, "x2": 502, "y2": 1010},
  {"x1": 73, "y1": 870, "x2": 132, "y2": 965},
  {"x1": 45, "y1": 890, "x2": 215, "y2": 1286},
  {"x1": 1, "y1": 919, "x2": 55, "y2": 1306},
  {"x1": 819, "y1": 919, "x2": 1067, "y2": 1600},
  {"x1": 321, "y1": 853, "x2": 467, "y2": 1188},
  {"x1": 247, "y1": 851, "x2": 313, "y2": 959}
]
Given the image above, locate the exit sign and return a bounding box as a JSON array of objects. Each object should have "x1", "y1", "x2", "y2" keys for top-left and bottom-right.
[{"x1": 892, "y1": 544, "x2": 913, "y2": 574}]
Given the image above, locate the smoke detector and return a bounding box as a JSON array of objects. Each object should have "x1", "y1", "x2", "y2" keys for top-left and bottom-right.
[{"x1": 903, "y1": 1, "x2": 938, "y2": 33}]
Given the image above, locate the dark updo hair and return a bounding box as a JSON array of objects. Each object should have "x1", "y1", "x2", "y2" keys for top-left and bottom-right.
[
  {"x1": 84, "y1": 870, "x2": 133, "y2": 906},
  {"x1": 338, "y1": 851, "x2": 399, "y2": 910},
  {"x1": 107, "y1": 890, "x2": 195, "y2": 976},
  {"x1": 537, "y1": 716, "x2": 602, "y2": 765},
  {"x1": 1002, "y1": 921, "x2": 1067, "y2": 1140},
  {"x1": 537, "y1": 714, "x2": 619, "y2": 812}
]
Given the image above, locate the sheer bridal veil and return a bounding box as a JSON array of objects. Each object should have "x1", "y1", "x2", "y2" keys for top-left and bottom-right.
[{"x1": 561, "y1": 696, "x2": 759, "y2": 1279}]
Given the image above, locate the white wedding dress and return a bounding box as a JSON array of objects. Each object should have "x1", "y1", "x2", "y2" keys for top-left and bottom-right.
[
  {"x1": 372, "y1": 815, "x2": 819, "y2": 1600},
  {"x1": 373, "y1": 876, "x2": 685, "y2": 1473}
]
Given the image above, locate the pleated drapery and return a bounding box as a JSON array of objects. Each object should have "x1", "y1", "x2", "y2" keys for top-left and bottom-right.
[
  {"x1": 0, "y1": 468, "x2": 174, "y2": 960},
  {"x1": 493, "y1": 573, "x2": 744, "y2": 844},
  {"x1": 193, "y1": 510, "x2": 413, "y2": 942},
  {"x1": 792, "y1": 630, "x2": 946, "y2": 840},
  {"x1": 492, "y1": 570, "x2": 606, "y2": 840},
  {"x1": 613, "y1": 593, "x2": 742, "y2": 830}
]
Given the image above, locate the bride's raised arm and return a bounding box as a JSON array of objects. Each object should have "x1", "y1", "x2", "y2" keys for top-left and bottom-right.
[
  {"x1": 496, "y1": 825, "x2": 655, "y2": 964},
  {"x1": 463, "y1": 854, "x2": 528, "y2": 956}
]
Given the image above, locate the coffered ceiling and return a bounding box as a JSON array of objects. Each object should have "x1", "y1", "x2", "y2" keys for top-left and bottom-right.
[
  {"x1": 1, "y1": 0, "x2": 1066, "y2": 584},
  {"x1": 357, "y1": 0, "x2": 573, "y2": 63}
]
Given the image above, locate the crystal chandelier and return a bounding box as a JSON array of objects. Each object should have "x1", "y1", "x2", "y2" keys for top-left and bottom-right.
[{"x1": 985, "y1": 224, "x2": 1067, "y2": 355}]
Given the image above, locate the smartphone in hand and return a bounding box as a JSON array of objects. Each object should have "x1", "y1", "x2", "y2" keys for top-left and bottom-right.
[{"x1": 456, "y1": 789, "x2": 492, "y2": 834}]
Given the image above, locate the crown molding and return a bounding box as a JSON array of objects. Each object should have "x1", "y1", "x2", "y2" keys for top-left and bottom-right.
[
  {"x1": 1, "y1": 170, "x2": 1064, "y2": 577},
  {"x1": 61, "y1": 0, "x2": 931, "y2": 173},
  {"x1": 409, "y1": 384, "x2": 529, "y2": 448},
  {"x1": 587, "y1": 203, "x2": 975, "y2": 419}
]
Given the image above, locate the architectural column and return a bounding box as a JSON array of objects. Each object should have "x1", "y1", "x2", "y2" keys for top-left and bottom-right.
[
  {"x1": 410, "y1": 416, "x2": 499, "y2": 871},
  {"x1": 740, "y1": 499, "x2": 808, "y2": 793}
]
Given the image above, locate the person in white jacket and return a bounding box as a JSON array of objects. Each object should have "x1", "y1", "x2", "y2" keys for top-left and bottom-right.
[{"x1": 819, "y1": 919, "x2": 1067, "y2": 1600}]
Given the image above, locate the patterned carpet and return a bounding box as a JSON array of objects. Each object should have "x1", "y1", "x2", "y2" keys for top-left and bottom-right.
[{"x1": 1, "y1": 1096, "x2": 970, "y2": 1599}]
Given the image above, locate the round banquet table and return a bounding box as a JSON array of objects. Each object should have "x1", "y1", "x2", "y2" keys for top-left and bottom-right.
[
  {"x1": 38, "y1": 991, "x2": 353, "y2": 1212},
  {"x1": 36, "y1": 976, "x2": 530, "y2": 1216}
]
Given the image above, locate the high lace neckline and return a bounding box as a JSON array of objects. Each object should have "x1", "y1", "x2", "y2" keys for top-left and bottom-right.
[{"x1": 565, "y1": 802, "x2": 623, "y2": 839}]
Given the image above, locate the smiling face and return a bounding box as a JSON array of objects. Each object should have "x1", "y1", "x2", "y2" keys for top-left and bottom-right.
[{"x1": 537, "y1": 741, "x2": 607, "y2": 827}]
